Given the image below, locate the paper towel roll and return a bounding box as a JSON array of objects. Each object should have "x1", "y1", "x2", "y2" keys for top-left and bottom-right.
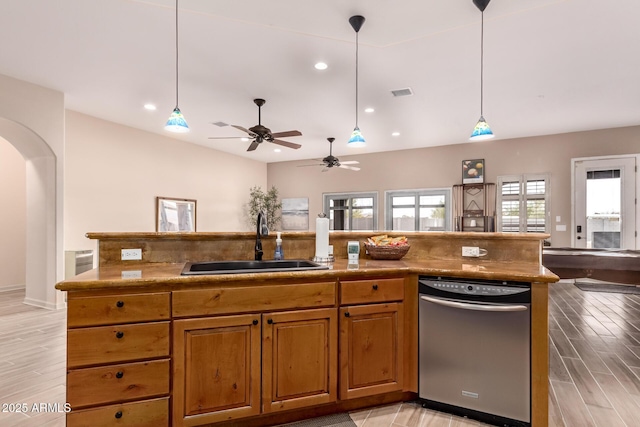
[{"x1": 315, "y1": 216, "x2": 330, "y2": 259}]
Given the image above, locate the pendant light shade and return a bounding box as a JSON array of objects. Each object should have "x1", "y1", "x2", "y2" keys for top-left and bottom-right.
[
  {"x1": 469, "y1": 0, "x2": 494, "y2": 141},
  {"x1": 165, "y1": 107, "x2": 189, "y2": 133},
  {"x1": 347, "y1": 15, "x2": 366, "y2": 147},
  {"x1": 470, "y1": 116, "x2": 494, "y2": 140},
  {"x1": 165, "y1": 0, "x2": 189, "y2": 133}
]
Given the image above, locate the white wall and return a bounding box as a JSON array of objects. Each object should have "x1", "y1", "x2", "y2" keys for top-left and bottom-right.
[
  {"x1": 0, "y1": 138, "x2": 26, "y2": 290},
  {"x1": 0, "y1": 74, "x2": 64, "y2": 309},
  {"x1": 268, "y1": 126, "x2": 640, "y2": 247},
  {"x1": 64, "y1": 111, "x2": 267, "y2": 251}
]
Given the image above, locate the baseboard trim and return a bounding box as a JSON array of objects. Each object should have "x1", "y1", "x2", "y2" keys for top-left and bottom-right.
[
  {"x1": 0, "y1": 283, "x2": 26, "y2": 293},
  {"x1": 23, "y1": 296, "x2": 65, "y2": 310}
]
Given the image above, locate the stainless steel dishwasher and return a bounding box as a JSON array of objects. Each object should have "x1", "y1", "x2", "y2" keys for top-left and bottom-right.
[{"x1": 418, "y1": 276, "x2": 531, "y2": 427}]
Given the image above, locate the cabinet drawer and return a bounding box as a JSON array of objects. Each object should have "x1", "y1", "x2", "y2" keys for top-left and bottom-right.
[
  {"x1": 340, "y1": 278, "x2": 404, "y2": 305},
  {"x1": 68, "y1": 293, "x2": 170, "y2": 327},
  {"x1": 66, "y1": 397, "x2": 168, "y2": 427},
  {"x1": 67, "y1": 359, "x2": 170, "y2": 408},
  {"x1": 173, "y1": 281, "x2": 336, "y2": 317},
  {"x1": 67, "y1": 322, "x2": 170, "y2": 368}
]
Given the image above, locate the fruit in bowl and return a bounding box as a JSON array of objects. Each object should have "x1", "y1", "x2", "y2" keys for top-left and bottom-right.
[
  {"x1": 367, "y1": 235, "x2": 408, "y2": 246},
  {"x1": 365, "y1": 235, "x2": 410, "y2": 260}
]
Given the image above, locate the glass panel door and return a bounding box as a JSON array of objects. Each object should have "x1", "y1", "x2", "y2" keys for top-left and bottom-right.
[{"x1": 574, "y1": 157, "x2": 636, "y2": 249}]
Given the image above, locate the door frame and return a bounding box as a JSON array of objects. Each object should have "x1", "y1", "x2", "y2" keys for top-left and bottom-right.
[{"x1": 571, "y1": 154, "x2": 639, "y2": 249}]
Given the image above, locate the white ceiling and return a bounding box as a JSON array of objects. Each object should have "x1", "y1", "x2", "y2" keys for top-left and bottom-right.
[{"x1": 2, "y1": 0, "x2": 639, "y2": 163}]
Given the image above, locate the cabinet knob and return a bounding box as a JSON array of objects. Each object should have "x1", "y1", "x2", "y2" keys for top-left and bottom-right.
[
  {"x1": 267, "y1": 319, "x2": 273, "y2": 324},
  {"x1": 115, "y1": 331, "x2": 124, "y2": 339},
  {"x1": 344, "y1": 312, "x2": 350, "y2": 317},
  {"x1": 372, "y1": 284, "x2": 378, "y2": 290},
  {"x1": 115, "y1": 411, "x2": 123, "y2": 419},
  {"x1": 252, "y1": 319, "x2": 259, "y2": 325},
  {"x1": 115, "y1": 371, "x2": 124, "y2": 379},
  {"x1": 116, "y1": 300, "x2": 124, "y2": 308}
]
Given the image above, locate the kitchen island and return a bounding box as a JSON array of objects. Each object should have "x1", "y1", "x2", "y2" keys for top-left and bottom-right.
[{"x1": 56, "y1": 231, "x2": 558, "y2": 427}]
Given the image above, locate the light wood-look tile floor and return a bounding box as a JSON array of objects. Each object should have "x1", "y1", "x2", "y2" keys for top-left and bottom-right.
[{"x1": 1, "y1": 280, "x2": 640, "y2": 427}]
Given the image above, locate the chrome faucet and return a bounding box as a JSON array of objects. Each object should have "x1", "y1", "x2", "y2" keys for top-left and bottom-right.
[{"x1": 255, "y1": 211, "x2": 269, "y2": 261}]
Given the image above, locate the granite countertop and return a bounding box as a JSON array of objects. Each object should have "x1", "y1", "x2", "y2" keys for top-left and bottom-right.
[{"x1": 55, "y1": 258, "x2": 558, "y2": 291}]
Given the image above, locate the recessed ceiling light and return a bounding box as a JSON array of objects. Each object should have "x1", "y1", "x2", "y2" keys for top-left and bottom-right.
[
  {"x1": 364, "y1": 107, "x2": 375, "y2": 113},
  {"x1": 274, "y1": 148, "x2": 282, "y2": 153},
  {"x1": 392, "y1": 132, "x2": 400, "y2": 137},
  {"x1": 144, "y1": 103, "x2": 157, "y2": 111},
  {"x1": 314, "y1": 62, "x2": 328, "y2": 70}
]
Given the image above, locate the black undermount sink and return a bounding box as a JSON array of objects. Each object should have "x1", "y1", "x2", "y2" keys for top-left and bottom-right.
[{"x1": 181, "y1": 259, "x2": 329, "y2": 276}]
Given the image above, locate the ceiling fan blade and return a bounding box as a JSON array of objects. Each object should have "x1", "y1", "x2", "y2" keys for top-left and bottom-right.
[
  {"x1": 208, "y1": 136, "x2": 247, "y2": 139},
  {"x1": 231, "y1": 125, "x2": 253, "y2": 135},
  {"x1": 339, "y1": 160, "x2": 360, "y2": 165},
  {"x1": 271, "y1": 139, "x2": 302, "y2": 149},
  {"x1": 297, "y1": 163, "x2": 325, "y2": 167},
  {"x1": 246, "y1": 140, "x2": 260, "y2": 151},
  {"x1": 339, "y1": 164, "x2": 361, "y2": 171},
  {"x1": 271, "y1": 130, "x2": 302, "y2": 138}
]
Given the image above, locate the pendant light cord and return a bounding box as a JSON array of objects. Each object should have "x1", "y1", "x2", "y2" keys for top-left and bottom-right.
[
  {"x1": 174, "y1": 0, "x2": 179, "y2": 109},
  {"x1": 480, "y1": 11, "x2": 484, "y2": 116},
  {"x1": 355, "y1": 30, "x2": 359, "y2": 127}
]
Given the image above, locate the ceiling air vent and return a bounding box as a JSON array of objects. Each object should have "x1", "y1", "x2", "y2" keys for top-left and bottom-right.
[
  {"x1": 211, "y1": 121, "x2": 229, "y2": 127},
  {"x1": 391, "y1": 88, "x2": 414, "y2": 97}
]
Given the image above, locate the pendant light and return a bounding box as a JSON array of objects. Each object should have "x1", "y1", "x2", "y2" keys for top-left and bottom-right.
[
  {"x1": 347, "y1": 15, "x2": 366, "y2": 147},
  {"x1": 469, "y1": 0, "x2": 494, "y2": 141},
  {"x1": 165, "y1": 0, "x2": 189, "y2": 133}
]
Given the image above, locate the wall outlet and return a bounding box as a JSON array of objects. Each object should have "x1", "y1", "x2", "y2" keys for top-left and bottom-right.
[
  {"x1": 121, "y1": 270, "x2": 142, "y2": 279},
  {"x1": 121, "y1": 248, "x2": 142, "y2": 260},
  {"x1": 462, "y1": 246, "x2": 480, "y2": 257}
]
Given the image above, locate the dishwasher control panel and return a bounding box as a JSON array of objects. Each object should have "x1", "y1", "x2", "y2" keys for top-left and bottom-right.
[{"x1": 422, "y1": 280, "x2": 527, "y2": 296}]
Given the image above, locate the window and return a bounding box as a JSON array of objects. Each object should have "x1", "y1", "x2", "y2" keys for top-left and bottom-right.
[
  {"x1": 385, "y1": 189, "x2": 451, "y2": 231},
  {"x1": 497, "y1": 175, "x2": 549, "y2": 233},
  {"x1": 323, "y1": 192, "x2": 377, "y2": 231}
]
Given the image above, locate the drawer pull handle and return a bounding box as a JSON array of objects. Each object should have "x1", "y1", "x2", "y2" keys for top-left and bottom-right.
[
  {"x1": 115, "y1": 331, "x2": 124, "y2": 339},
  {"x1": 267, "y1": 319, "x2": 273, "y2": 324},
  {"x1": 116, "y1": 301, "x2": 124, "y2": 308},
  {"x1": 115, "y1": 371, "x2": 124, "y2": 379},
  {"x1": 372, "y1": 284, "x2": 379, "y2": 290},
  {"x1": 252, "y1": 319, "x2": 259, "y2": 325},
  {"x1": 115, "y1": 411, "x2": 123, "y2": 419},
  {"x1": 344, "y1": 312, "x2": 350, "y2": 317}
]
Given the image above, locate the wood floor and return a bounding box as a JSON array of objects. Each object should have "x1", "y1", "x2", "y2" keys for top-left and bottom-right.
[{"x1": 1, "y1": 280, "x2": 640, "y2": 427}]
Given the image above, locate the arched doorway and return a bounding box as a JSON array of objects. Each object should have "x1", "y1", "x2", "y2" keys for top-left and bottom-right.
[{"x1": 0, "y1": 118, "x2": 62, "y2": 309}]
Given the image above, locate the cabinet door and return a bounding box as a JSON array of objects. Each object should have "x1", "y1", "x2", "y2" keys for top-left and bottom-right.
[
  {"x1": 173, "y1": 314, "x2": 261, "y2": 427},
  {"x1": 262, "y1": 308, "x2": 338, "y2": 413},
  {"x1": 339, "y1": 303, "x2": 404, "y2": 399}
]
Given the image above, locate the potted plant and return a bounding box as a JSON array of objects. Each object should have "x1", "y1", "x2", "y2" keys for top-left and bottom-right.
[{"x1": 245, "y1": 185, "x2": 282, "y2": 231}]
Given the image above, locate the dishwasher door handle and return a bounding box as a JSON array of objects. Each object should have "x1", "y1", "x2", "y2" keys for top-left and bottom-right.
[{"x1": 420, "y1": 295, "x2": 528, "y2": 312}]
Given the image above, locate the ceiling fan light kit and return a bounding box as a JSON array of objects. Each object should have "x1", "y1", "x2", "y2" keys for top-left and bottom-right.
[
  {"x1": 348, "y1": 15, "x2": 366, "y2": 148},
  {"x1": 165, "y1": 0, "x2": 189, "y2": 133},
  {"x1": 299, "y1": 137, "x2": 361, "y2": 171},
  {"x1": 469, "y1": 0, "x2": 495, "y2": 142},
  {"x1": 208, "y1": 98, "x2": 302, "y2": 151}
]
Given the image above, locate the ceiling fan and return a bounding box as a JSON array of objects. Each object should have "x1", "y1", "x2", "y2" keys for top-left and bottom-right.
[
  {"x1": 299, "y1": 138, "x2": 361, "y2": 172},
  {"x1": 208, "y1": 98, "x2": 302, "y2": 151}
]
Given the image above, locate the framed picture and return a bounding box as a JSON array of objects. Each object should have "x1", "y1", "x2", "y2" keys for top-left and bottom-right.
[
  {"x1": 156, "y1": 197, "x2": 196, "y2": 232},
  {"x1": 281, "y1": 198, "x2": 309, "y2": 230},
  {"x1": 462, "y1": 159, "x2": 485, "y2": 184}
]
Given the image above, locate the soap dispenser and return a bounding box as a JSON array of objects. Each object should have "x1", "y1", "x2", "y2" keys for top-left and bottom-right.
[{"x1": 274, "y1": 232, "x2": 284, "y2": 260}]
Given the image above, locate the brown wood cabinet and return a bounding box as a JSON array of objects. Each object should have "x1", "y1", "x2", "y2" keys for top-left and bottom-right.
[
  {"x1": 64, "y1": 276, "x2": 414, "y2": 427},
  {"x1": 65, "y1": 293, "x2": 171, "y2": 426},
  {"x1": 172, "y1": 282, "x2": 338, "y2": 426},
  {"x1": 339, "y1": 278, "x2": 405, "y2": 400},
  {"x1": 173, "y1": 314, "x2": 262, "y2": 426},
  {"x1": 262, "y1": 308, "x2": 337, "y2": 413}
]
